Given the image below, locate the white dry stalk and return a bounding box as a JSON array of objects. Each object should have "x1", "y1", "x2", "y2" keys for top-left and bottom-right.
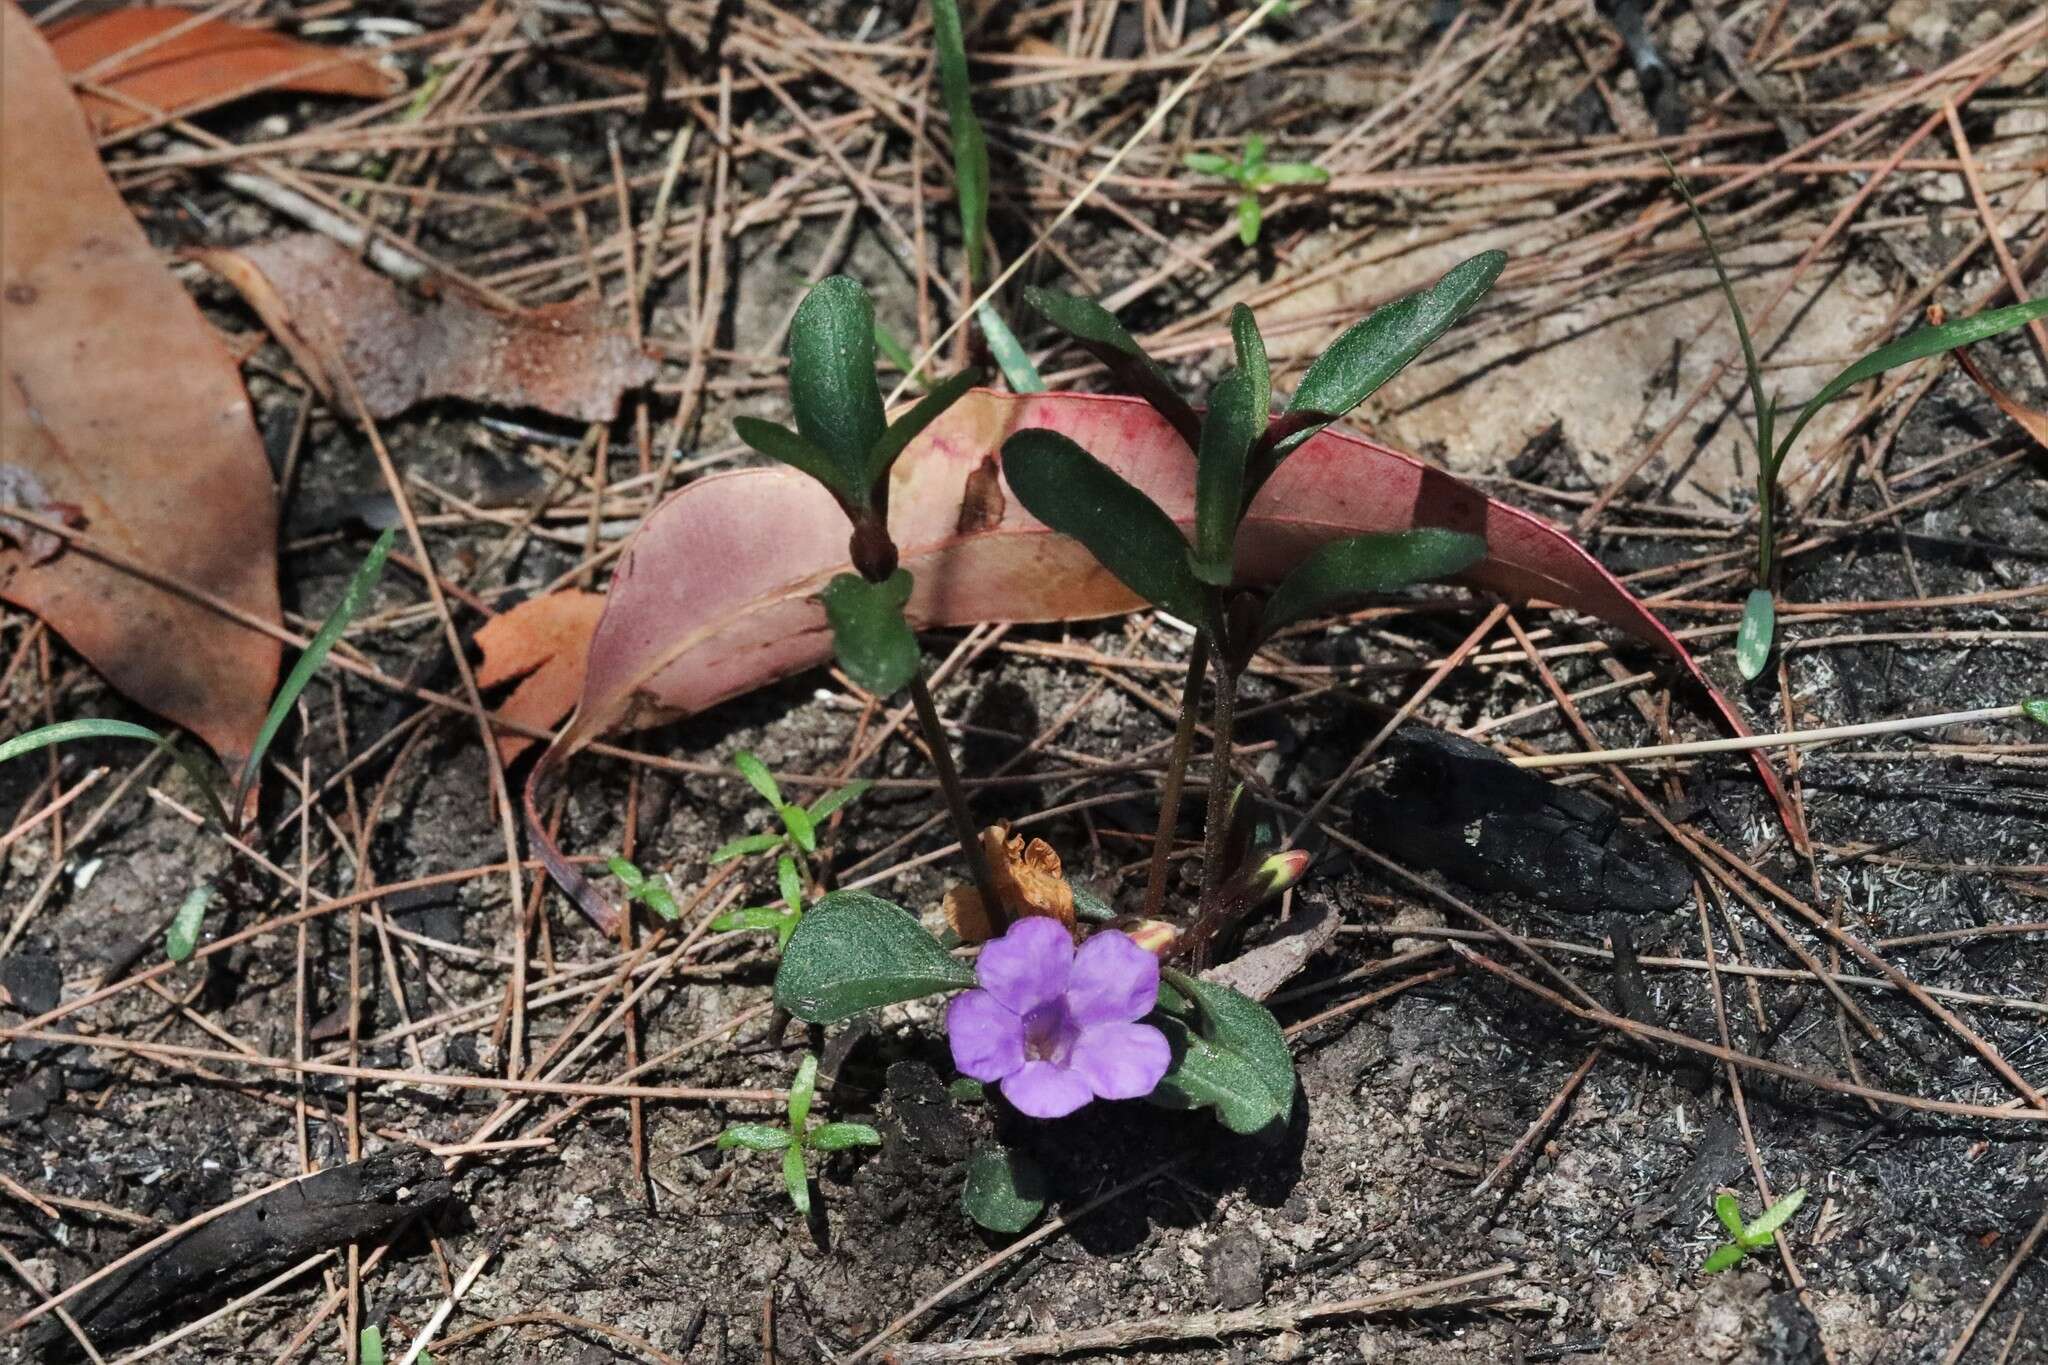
[{"x1": 1509, "y1": 702, "x2": 2030, "y2": 770}]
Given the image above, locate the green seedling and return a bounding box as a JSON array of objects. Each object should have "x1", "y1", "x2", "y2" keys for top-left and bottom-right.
[
  {"x1": 1667, "y1": 161, "x2": 2048, "y2": 679},
  {"x1": 1702, "y1": 1187, "x2": 1807, "y2": 1273},
  {"x1": 716, "y1": 1054, "x2": 880, "y2": 1215},
  {"x1": 1184, "y1": 135, "x2": 1330, "y2": 246},
  {"x1": 709, "y1": 853, "x2": 808, "y2": 947},
  {"x1": 0, "y1": 530, "x2": 396, "y2": 960},
  {"x1": 605, "y1": 856, "x2": 680, "y2": 921},
  {"x1": 360, "y1": 1324, "x2": 434, "y2": 1364},
  {"x1": 709, "y1": 751, "x2": 869, "y2": 864}
]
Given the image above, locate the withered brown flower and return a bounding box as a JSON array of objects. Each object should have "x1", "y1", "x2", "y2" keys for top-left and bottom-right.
[{"x1": 943, "y1": 824, "x2": 1076, "y2": 943}]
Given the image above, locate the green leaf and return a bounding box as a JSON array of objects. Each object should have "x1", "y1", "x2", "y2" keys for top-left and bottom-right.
[
  {"x1": 1700, "y1": 1242, "x2": 1748, "y2": 1274},
  {"x1": 782, "y1": 1144, "x2": 812, "y2": 1215},
  {"x1": 1019, "y1": 287, "x2": 1198, "y2": 446},
  {"x1": 1771, "y1": 296, "x2": 2048, "y2": 471},
  {"x1": 874, "y1": 319, "x2": 926, "y2": 390},
  {"x1": 776, "y1": 855, "x2": 805, "y2": 912},
  {"x1": 808, "y1": 1122, "x2": 883, "y2": 1151},
  {"x1": 948, "y1": 1077, "x2": 986, "y2": 1103},
  {"x1": 1736, "y1": 588, "x2": 1774, "y2": 682},
  {"x1": 1236, "y1": 194, "x2": 1262, "y2": 247},
  {"x1": 1148, "y1": 969, "x2": 1296, "y2": 1134},
  {"x1": 606, "y1": 855, "x2": 647, "y2": 891},
  {"x1": 1191, "y1": 368, "x2": 1260, "y2": 585},
  {"x1": 1070, "y1": 884, "x2": 1116, "y2": 922},
  {"x1": 1666, "y1": 162, "x2": 1770, "y2": 469},
  {"x1": 1231, "y1": 303, "x2": 1270, "y2": 433},
  {"x1": 735, "y1": 416, "x2": 857, "y2": 504},
  {"x1": 807, "y1": 779, "x2": 872, "y2": 821},
  {"x1": 929, "y1": 0, "x2": 988, "y2": 284},
  {"x1": 1279, "y1": 250, "x2": 1506, "y2": 457},
  {"x1": 1256, "y1": 162, "x2": 1329, "y2": 187},
  {"x1": 710, "y1": 906, "x2": 799, "y2": 934},
  {"x1": 1746, "y1": 1187, "x2": 1807, "y2": 1242},
  {"x1": 1258, "y1": 529, "x2": 1487, "y2": 637},
  {"x1": 774, "y1": 889, "x2": 975, "y2": 1022},
  {"x1": 0, "y1": 719, "x2": 228, "y2": 832},
  {"x1": 978, "y1": 302, "x2": 1046, "y2": 394},
  {"x1": 360, "y1": 1326, "x2": 386, "y2": 1365},
  {"x1": 165, "y1": 883, "x2": 214, "y2": 962},
  {"x1": 1241, "y1": 134, "x2": 1267, "y2": 176},
  {"x1": 637, "y1": 880, "x2": 679, "y2": 921},
  {"x1": 778, "y1": 802, "x2": 818, "y2": 854},
  {"x1": 1715, "y1": 1193, "x2": 1746, "y2": 1240},
  {"x1": 961, "y1": 1142, "x2": 1047, "y2": 1233},
  {"x1": 789, "y1": 276, "x2": 887, "y2": 483},
  {"x1": 732, "y1": 751, "x2": 782, "y2": 807},
  {"x1": 820, "y1": 570, "x2": 920, "y2": 697},
  {"x1": 868, "y1": 368, "x2": 985, "y2": 491},
  {"x1": 788, "y1": 1053, "x2": 818, "y2": 1130},
  {"x1": 710, "y1": 831, "x2": 784, "y2": 862},
  {"x1": 2024, "y1": 698, "x2": 2048, "y2": 729},
  {"x1": 240, "y1": 528, "x2": 394, "y2": 805},
  {"x1": 718, "y1": 1124, "x2": 794, "y2": 1151},
  {"x1": 1184, "y1": 151, "x2": 1236, "y2": 177},
  {"x1": 1000, "y1": 429, "x2": 1205, "y2": 621}
]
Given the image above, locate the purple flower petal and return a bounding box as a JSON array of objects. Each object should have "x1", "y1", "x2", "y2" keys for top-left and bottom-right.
[
  {"x1": 1070, "y1": 1021, "x2": 1171, "y2": 1101},
  {"x1": 974, "y1": 916, "x2": 1074, "y2": 1015},
  {"x1": 1064, "y1": 930, "x2": 1160, "y2": 1026},
  {"x1": 1001, "y1": 1060, "x2": 1095, "y2": 1118},
  {"x1": 946, "y1": 990, "x2": 1025, "y2": 1082}
]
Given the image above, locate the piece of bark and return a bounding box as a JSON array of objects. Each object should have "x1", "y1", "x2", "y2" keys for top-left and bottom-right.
[
  {"x1": 196, "y1": 234, "x2": 656, "y2": 423},
  {"x1": 29, "y1": 1151, "x2": 450, "y2": 1357}
]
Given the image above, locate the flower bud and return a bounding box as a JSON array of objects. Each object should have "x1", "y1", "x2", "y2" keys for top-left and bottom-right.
[
  {"x1": 1251, "y1": 848, "x2": 1311, "y2": 902},
  {"x1": 1111, "y1": 917, "x2": 1182, "y2": 959}
]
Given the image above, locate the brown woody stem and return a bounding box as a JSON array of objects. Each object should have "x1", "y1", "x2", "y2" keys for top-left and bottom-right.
[
  {"x1": 906, "y1": 669, "x2": 1001, "y2": 925},
  {"x1": 1141, "y1": 631, "x2": 1211, "y2": 922}
]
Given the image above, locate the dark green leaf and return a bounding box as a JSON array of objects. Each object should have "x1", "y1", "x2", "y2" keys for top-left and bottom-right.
[
  {"x1": 1700, "y1": 1243, "x2": 1747, "y2": 1274},
  {"x1": 735, "y1": 416, "x2": 856, "y2": 504},
  {"x1": 0, "y1": 718, "x2": 228, "y2": 831},
  {"x1": 782, "y1": 1144, "x2": 812, "y2": 1215},
  {"x1": 1746, "y1": 1187, "x2": 1806, "y2": 1241},
  {"x1": 947, "y1": 1077, "x2": 986, "y2": 1103},
  {"x1": 1278, "y1": 250, "x2": 1506, "y2": 457},
  {"x1": 1070, "y1": 884, "x2": 1116, "y2": 922},
  {"x1": 1736, "y1": 588, "x2": 1774, "y2": 682},
  {"x1": 1770, "y1": 296, "x2": 2048, "y2": 469},
  {"x1": 868, "y1": 368, "x2": 984, "y2": 490},
  {"x1": 977, "y1": 303, "x2": 1046, "y2": 394},
  {"x1": 710, "y1": 831, "x2": 784, "y2": 863},
  {"x1": 718, "y1": 1124, "x2": 793, "y2": 1152},
  {"x1": 788, "y1": 1053, "x2": 818, "y2": 1129},
  {"x1": 774, "y1": 890, "x2": 975, "y2": 1022},
  {"x1": 1666, "y1": 161, "x2": 1770, "y2": 469},
  {"x1": 1162, "y1": 969, "x2": 1295, "y2": 1123},
  {"x1": 240, "y1": 528, "x2": 393, "y2": 805},
  {"x1": 777, "y1": 855, "x2": 804, "y2": 912},
  {"x1": 1191, "y1": 368, "x2": 1259, "y2": 585},
  {"x1": 961, "y1": 1142, "x2": 1047, "y2": 1233},
  {"x1": 1231, "y1": 303, "x2": 1270, "y2": 431},
  {"x1": 1235, "y1": 195, "x2": 1261, "y2": 247},
  {"x1": 1258, "y1": 529, "x2": 1486, "y2": 637},
  {"x1": 1148, "y1": 1015, "x2": 1289, "y2": 1135},
  {"x1": 808, "y1": 1122, "x2": 882, "y2": 1151},
  {"x1": 789, "y1": 276, "x2": 887, "y2": 482},
  {"x1": 779, "y1": 802, "x2": 818, "y2": 853},
  {"x1": 165, "y1": 883, "x2": 213, "y2": 962},
  {"x1": 1020, "y1": 287, "x2": 1199, "y2": 448},
  {"x1": 1000, "y1": 429, "x2": 1205, "y2": 621},
  {"x1": 929, "y1": 0, "x2": 987, "y2": 284},
  {"x1": 807, "y1": 779, "x2": 872, "y2": 821},
  {"x1": 820, "y1": 570, "x2": 920, "y2": 697},
  {"x1": 873, "y1": 319, "x2": 926, "y2": 390},
  {"x1": 732, "y1": 751, "x2": 781, "y2": 806}
]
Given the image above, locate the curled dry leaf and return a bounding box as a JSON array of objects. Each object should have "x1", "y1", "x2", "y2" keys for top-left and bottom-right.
[
  {"x1": 196, "y1": 235, "x2": 657, "y2": 423},
  {"x1": 529, "y1": 390, "x2": 1788, "y2": 929},
  {"x1": 48, "y1": 7, "x2": 401, "y2": 135},
  {"x1": 944, "y1": 824, "x2": 1080, "y2": 943},
  {"x1": 474, "y1": 589, "x2": 606, "y2": 764},
  {"x1": 1, "y1": 6, "x2": 280, "y2": 769}
]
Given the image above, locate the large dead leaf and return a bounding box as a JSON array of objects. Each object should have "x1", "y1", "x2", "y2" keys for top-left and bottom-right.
[
  {"x1": 476, "y1": 590, "x2": 606, "y2": 765},
  {"x1": 527, "y1": 390, "x2": 1788, "y2": 930},
  {"x1": 197, "y1": 235, "x2": 657, "y2": 423},
  {"x1": 47, "y1": 7, "x2": 400, "y2": 135},
  {"x1": 1, "y1": 4, "x2": 280, "y2": 770}
]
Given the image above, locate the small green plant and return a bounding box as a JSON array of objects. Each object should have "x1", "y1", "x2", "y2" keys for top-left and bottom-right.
[
  {"x1": 716, "y1": 1053, "x2": 880, "y2": 1215},
  {"x1": 1184, "y1": 135, "x2": 1330, "y2": 246},
  {"x1": 358, "y1": 1323, "x2": 434, "y2": 1364},
  {"x1": 604, "y1": 855, "x2": 680, "y2": 921},
  {"x1": 1666, "y1": 162, "x2": 2048, "y2": 680},
  {"x1": 1702, "y1": 1187, "x2": 1807, "y2": 1273},
  {"x1": 707, "y1": 751, "x2": 869, "y2": 864},
  {"x1": 708, "y1": 851, "x2": 808, "y2": 947},
  {"x1": 0, "y1": 529, "x2": 396, "y2": 960}
]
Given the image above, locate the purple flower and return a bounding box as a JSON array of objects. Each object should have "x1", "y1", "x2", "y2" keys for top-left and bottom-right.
[{"x1": 945, "y1": 918, "x2": 1172, "y2": 1119}]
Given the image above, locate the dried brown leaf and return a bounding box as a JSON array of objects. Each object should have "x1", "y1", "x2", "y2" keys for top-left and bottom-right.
[{"x1": 474, "y1": 590, "x2": 606, "y2": 764}]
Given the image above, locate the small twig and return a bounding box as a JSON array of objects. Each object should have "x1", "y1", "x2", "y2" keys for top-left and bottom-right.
[{"x1": 1510, "y1": 702, "x2": 2029, "y2": 770}]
